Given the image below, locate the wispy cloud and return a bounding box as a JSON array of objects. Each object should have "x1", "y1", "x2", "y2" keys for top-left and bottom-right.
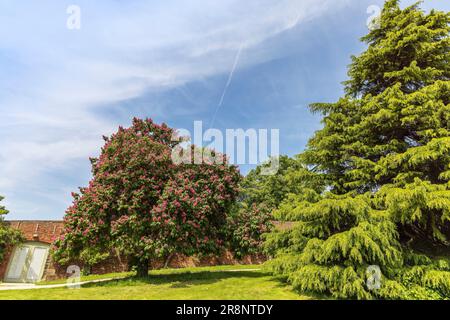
[{"x1": 0, "y1": 0, "x2": 352, "y2": 218}]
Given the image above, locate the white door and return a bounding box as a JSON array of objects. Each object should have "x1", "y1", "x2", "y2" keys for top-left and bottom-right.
[
  {"x1": 4, "y1": 246, "x2": 30, "y2": 281},
  {"x1": 26, "y1": 247, "x2": 49, "y2": 282},
  {"x1": 4, "y1": 243, "x2": 49, "y2": 283}
]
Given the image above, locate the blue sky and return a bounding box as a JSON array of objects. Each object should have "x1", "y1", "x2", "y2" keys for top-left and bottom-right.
[{"x1": 1, "y1": 0, "x2": 449, "y2": 220}]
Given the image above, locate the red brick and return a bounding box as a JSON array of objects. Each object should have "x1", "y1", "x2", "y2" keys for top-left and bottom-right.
[{"x1": 1, "y1": 220, "x2": 272, "y2": 281}]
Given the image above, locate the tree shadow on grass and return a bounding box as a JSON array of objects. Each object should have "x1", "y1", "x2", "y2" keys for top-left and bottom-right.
[
  {"x1": 83, "y1": 270, "x2": 268, "y2": 289},
  {"x1": 275, "y1": 275, "x2": 328, "y2": 300}
]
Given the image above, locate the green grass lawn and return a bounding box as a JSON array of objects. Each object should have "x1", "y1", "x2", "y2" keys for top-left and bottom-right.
[{"x1": 0, "y1": 265, "x2": 312, "y2": 300}]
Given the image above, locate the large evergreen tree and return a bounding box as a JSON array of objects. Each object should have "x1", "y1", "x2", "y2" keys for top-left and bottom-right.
[{"x1": 266, "y1": 0, "x2": 450, "y2": 299}]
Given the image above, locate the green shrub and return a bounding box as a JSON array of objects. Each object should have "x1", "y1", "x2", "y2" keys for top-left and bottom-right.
[{"x1": 0, "y1": 195, "x2": 24, "y2": 263}]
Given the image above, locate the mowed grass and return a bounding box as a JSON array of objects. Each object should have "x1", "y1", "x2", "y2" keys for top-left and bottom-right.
[{"x1": 0, "y1": 265, "x2": 312, "y2": 300}]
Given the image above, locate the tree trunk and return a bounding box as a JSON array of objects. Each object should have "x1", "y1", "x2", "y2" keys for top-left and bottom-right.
[
  {"x1": 136, "y1": 258, "x2": 149, "y2": 277},
  {"x1": 164, "y1": 253, "x2": 175, "y2": 269},
  {"x1": 82, "y1": 264, "x2": 92, "y2": 276}
]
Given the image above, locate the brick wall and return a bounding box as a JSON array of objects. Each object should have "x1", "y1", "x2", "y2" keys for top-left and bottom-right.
[
  {"x1": 6, "y1": 220, "x2": 64, "y2": 243},
  {"x1": 1, "y1": 220, "x2": 271, "y2": 282},
  {"x1": 0, "y1": 247, "x2": 12, "y2": 280}
]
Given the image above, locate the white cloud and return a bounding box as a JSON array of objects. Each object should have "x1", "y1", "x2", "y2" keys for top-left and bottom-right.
[{"x1": 0, "y1": 0, "x2": 348, "y2": 218}]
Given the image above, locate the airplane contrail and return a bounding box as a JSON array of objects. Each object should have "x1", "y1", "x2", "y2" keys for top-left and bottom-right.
[{"x1": 210, "y1": 44, "x2": 244, "y2": 128}]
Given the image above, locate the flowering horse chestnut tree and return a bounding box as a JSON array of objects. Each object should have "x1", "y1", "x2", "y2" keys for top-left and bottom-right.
[{"x1": 53, "y1": 118, "x2": 241, "y2": 276}]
